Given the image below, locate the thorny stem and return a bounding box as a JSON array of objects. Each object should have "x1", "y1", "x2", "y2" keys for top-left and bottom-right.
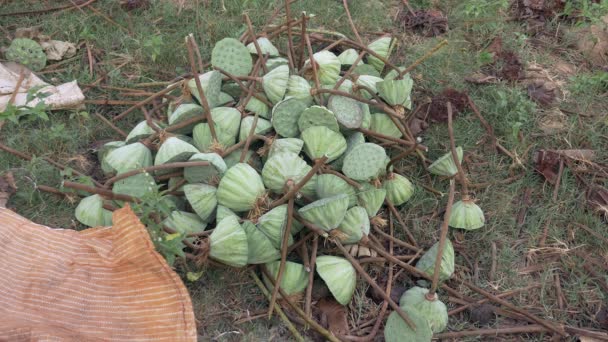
[
  {"x1": 267, "y1": 181, "x2": 295, "y2": 318},
  {"x1": 333, "y1": 239, "x2": 417, "y2": 330},
  {"x1": 268, "y1": 156, "x2": 328, "y2": 209},
  {"x1": 429, "y1": 179, "x2": 455, "y2": 296},
  {"x1": 112, "y1": 81, "x2": 183, "y2": 121},
  {"x1": 103, "y1": 161, "x2": 210, "y2": 188},
  {"x1": 447, "y1": 102, "x2": 469, "y2": 196},
  {"x1": 186, "y1": 34, "x2": 218, "y2": 143}
]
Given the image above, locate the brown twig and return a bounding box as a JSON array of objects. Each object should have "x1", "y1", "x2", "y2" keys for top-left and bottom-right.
[
  {"x1": 93, "y1": 112, "x2": 127, "y2": 138},
  {"x1": 244, "y1": 13, "x2": 269, "y2": 74},
  {"x1": 240, "y1": 113, "x2": 260, "y2": 163},
  {"x1": 283, "y1": 1, "x2": 296, "y2": 71},
  {"x1": 103, "y1": 161, "x2": 210, "y2": 188},
  {"x1": 343, "y1": 0, "x2": 363, "y2": 44},
  {"x1": 397, "y1": 39, "x2": 448, "y2": 78},
  {"x1": 186, "y1": 34, "x2": 217, "y2": 143},
  {"x1": 372, "y1": 225, "x2": 420, "y2": 252},
  {"x1": 112, "y1": 81, "x2": 182, "y2": 121},
  {"x1": 62, "y1": 181, "x2": 137, "y2": 202},
  {"x1": 429, "y1": 179, "x2": 455, "y2": 295},
  {"x1": 466, "y1": 95, "x2": 497, "y2": 152},
  {"x1": 552, "y1": 159, "x2": 564, "y2": 202},
  {"x1": 433, "y1": 325, "x2": 549, "y2": 339},
  {"x1": 321, "y1": 168, "x2": 362, "y2": 189},
  {"x1": 448, "y1": 283, "x2": 541, "y2": 315},
  {"x1": 305, "y1": 235, "x2": 318, "y2": 319},
  {"x1": 303, "y1": 28, "x2": 323, "y2": 105},
  {"x1": 489, "y1": 241, "x2": 497, "y2": 283},
  {"x1": 447, "y1": 102, "x2": 469, "y2": 196},
  {"x1": 385, "y1": 199, "x2": 418, "y2": 247},
  {"x1": 7, "y1": 67, "x2": 26, "y2": 107}
]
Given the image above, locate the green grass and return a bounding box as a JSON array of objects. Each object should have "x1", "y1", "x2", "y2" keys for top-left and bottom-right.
[{"x1": 1, "y1": 0, "x2": 608, "y2": 340}]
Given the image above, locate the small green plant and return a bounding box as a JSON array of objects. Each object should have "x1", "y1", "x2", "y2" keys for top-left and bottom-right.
[
  {"x1": 570, "y1": 71, "x2": 608, "y2": 94},
  {"x1": 491, "y1": 88, "x2": 537, "y2": 141},
  {"x1": 562, "y1": 0, "x2": 608, "y2": 24},
  {"x1": 0, "y1": 86, "x2": 51, "y2": 124},
  {"x1": 462, "y1": 0, "x2": 509, "y2": 17},
  {"x1": 143, "y1": 35, "x2": 163, "y2": 62}
]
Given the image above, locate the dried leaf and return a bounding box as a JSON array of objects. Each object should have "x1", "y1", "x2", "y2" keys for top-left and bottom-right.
[
  {"x1": 425, "y1": 88, "x2": 468, "y2": 123},
  {"x1": 0, "y1": 172, "x2": 16, "y2": 208},
  {"x1": 533, "y1": 149, "x2": 562, "y2": 184},
  {"x1": 586, "y1": 186, "x2": 608, "y2": 219},
  {"x1": 464, "y1": 73, "x2": 499, "y2": 84},
  {"x1": 317, "y1": 298, "x2": 350, "y2": 336},
  {"x1": 574, "y1": 16, "x2": 608, "y2": 67},
  {"x1": 537, "y1": 108, "x2": 567, "y2": 134},
  {"x1": 399, "y1": 9, "x2": 449, "y2": 37},
  {"x1": 528, "y1": 80, "x2": 556, "y2": 106}
]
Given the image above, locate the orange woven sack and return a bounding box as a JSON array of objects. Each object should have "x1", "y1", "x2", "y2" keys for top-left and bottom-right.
[{"x1": 0, "y1": 205, "x2": 196, "y2": 341}]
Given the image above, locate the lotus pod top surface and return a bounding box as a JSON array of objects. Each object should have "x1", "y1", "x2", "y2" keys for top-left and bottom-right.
[
  {"x1": 297, "y1": 106, "x2": 340, "y2": 133},
  {"x1": 328, "y1": 95, "x2": 364, "y2": 129},
  {"x1": 247, "y1": 37, "x2": 279, "y2": 57},
  {"x1": 268, "y1": 138, "x2": 304, "y2": 159},
  {"x1": 315, "y1": 256, "x2": 356, "y2": 305},
  {"x1": 6, "y1": 38, "x2": 46, "y2": 71},
  {"x1": 211, "y1": 37, "x2": 253, "y2": 77},
  {"x1": 271, "y1": 97, "x2": 308, "y2": 138},
  {"x1": 342, "y1": 143, "x2": 387, "y2": 181}
]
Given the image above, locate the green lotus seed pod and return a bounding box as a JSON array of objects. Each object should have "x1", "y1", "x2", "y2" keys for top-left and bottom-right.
[
  {"x1": 168, "y1": 103, "x2": 204, "y2": 134},
  {"x1": 183, "y1": 152, "x2": 226, "y2": 184},
  {"x1": 399, "y1": 286, "x2": 448, "y2": 333},
  {"x1": 154, "y1": 137, "x2": 199, "y2": 174},
  {"x1": 377, "y1": 74, "x2": 413, "y2": 109},
  {"x1": 360, "y1": 104, "x2": 372, "y2": 130},
  {"x1": 245, "y1": 95, "x2": 270, "y2": 119},
  {"x1": 298, "y1": 194, "x2": 349, "y2": 231},
  {"x1": 105, "y1": 142, "x2": 152, "y2": 174},
  {"x1": 336, "y1": 206, "x2": 370, "y2": 244},
  {"x1": 6, "y1": 38, "x2": 46, "y2": 71},
  {"x1": 211, "y1": 37, "x2": 252, "y2": 77},
  {"x1": 264, "y1": 261, "x2": 308, "y2": 296},
  {"x1": 304, "y1": 50, "x2": 341, "y2": 85},
  {"x1": 415, "y1": 240, "x2": 455, "y2": 282},
  {"x1": 112, "y1": 172, "x2": 156, "y2": 199},
  {"x1": 209, "y1": 216, "x2": 248, "y2": 267},
  {"x1": 352, "y1": 63, "x2": 381, "y2": 77},
  {"x1": 286, "y1": 75, "x2": 313, "y2": 106},
  {"x1": 217, "y1": 92, "x2": 234, "y2": 106},
  {"x1": 216, "y1": 205, "x2": 237, "y2": 223},
  {"x1": 247, "y1": 37, "x2": 279, "y2": 57},
  {"x1": 239, "y1": 116, "x2": 272, "y2": 142},
  {"x1": 384, "y1": 308, "x2": 432, "y2": 342},
  {"x1": 75, "y1": 195, "x2": 113, "y2": 228},
  {"x1": 427, "y1": 147, "x2": 463, "y2": 177},
  {"x1": 258, "y1": 204, "x2": 294, "y2": 249},
  {"x1": 268, "y1": 138, "x2": 304, "y2": 159},
  {"x1": 318, "y1": 79, "x2": 354, "y2": 103},
  {"x1": 271, "y1": 97, "x2": 308, "y2": 138},
  {"x1": 330, "y1": 132, "x2": 365, "y2": 170},
  {"x1": 297, "y1": 106, "x2": 340, "y2": 133},
  {"x1": 301, "y1": 126, "x2": 347, "y2": 163},
  {"x1": 99, "y1": 141, "x2": 126, "y2": 175},
  {"x1": 217, "y1": 163, "x2": 265, "y2": 212},
  {"x1": 315, "y1": 174, "x2": 357, "y2": 208},
  {"x1": 328, "y1": 95, "x2": 364, "y2": 130},
  {"x1": 262, "y1": 152, "x2": 316, "y2": 197},
  {"x1": 342, "y1": 143, "x2": 387, "y2": 181},
  {"x1": 370, "y1": 113, "x2": 402, "y2": 138},
  {"x1": 316, "y1": 256, "x2": 356, "y2": 305},
  {"x1": 193, "y1": 107, "x2": 241, "y2": 151},
  {"x1": 188, "y1": 71, "x2": 222, "y2": 108},
  {"x1": 263, "y1": 64, "x2": 289, "y2": 104},
  {"x1": 265, "y1": 57, "x2": 289, "y2": 71},
  {"x1": 338, "y1": 48, "x2": 362, "y2": 66},
  {"x1": 357, "y1": 183, "x2": 387, "y2": 217},
  {"x1": 126, "y1": 120, "x2": 158, "y2": 143},
  {"x1": 242, "y1": 221, "x2": 280, "y2": 264},
  {"x1": 223, "y1": 148, "x2": 262, "y2": 170},
  {"x1": 163, "y1": 211, "x2": 207, "y2": 237},
  {"x1": 448, "y1": 199, "x2": 485, "y2": 230},
  {"x1": 367, "y1": 36, "x2": 396, "y2": 73},
  {"x1": 383, "y1": 173, "x2": 414, "y2": 206},
  {"x1": 355, "y1": 75, "x2": 382, "y2": 100},
  {"x1": 222, "y1": 82, "x2": 243, "y2": 98},
  {"x1": 184, "y1": 184, "x2": 217, "y2": 222}
]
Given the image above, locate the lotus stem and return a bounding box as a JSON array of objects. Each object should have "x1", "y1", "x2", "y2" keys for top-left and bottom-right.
[
  {"x1": 385, "y1": 198, "x2": 418, "y2": 247},
  {"x1": 112, "y1": 81, "x2": 183, "y2": 121},
  {"x1": 240, "y1": 112, "x2": 260, "y2": 163},
  {"x1": 303, "y1": 28, "x2": 323, "y2": 105},
  {"x1": 244, "y1": 13, "x2": 269, "y2": 74},
  {"x1": 93, "y1": 112, "x2": 127, "y2": 138},
  {"x1": 447, "y1": 102, "x2": 469, "y2": 196},
  {"x1": 62, "y1": 181, "x2": 138, "y2": 202},
  {"x1": 214, "y1": 66, "x2": 272, "y2": 107},
  {"x1": 429, "y1": 179, "x2": 455, "y2": 296},
  {"x1": 343, "y1": 0, "x2": 363, "y2": 44},
  {"x1": 397, "y1": 39, "x2": 448, "y2": 79},
  {"x1": 372, "y1": 225, "x2": 420, "y2": 252},
  {"x1": 334, "y1": 50, "x2": 366, "y2": 91},
  {"x1": 305, "y1": 235, "x2": 318, "y2": 319},
  {"x1": 297, "y1": 13, "x2": 307, "y2": 69},
  {"x1": 283, "y1": 1, "x2": 296, "y2": 71},
  {"x1": 104, "y1": 161, "x2": 210, "y2": 188}
]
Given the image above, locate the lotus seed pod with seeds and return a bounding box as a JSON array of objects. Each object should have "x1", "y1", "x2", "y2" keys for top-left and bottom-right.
[
  {"x1": 352, "y1": 63, "x2": 381, "y2": 77},
  {"x1": 75, "y1": 195, "x2": 113, "y2": 228},
  {"x1": 377, "y1": 75, "x2": 414, "y2": 109},
  {"x1": 217, "y1": 163, "x2": 265, "y2": 212},
  {"x1": 301, "y1": 126, "x2": 347, "y2": 163},
  {"x1": 367, "y1": 36, "x2": 395, "y2": 73},
  {"x1": 242, "y1": 221, "x2": 280, "y2": 264},
  {"x1": 286, "y1": 75, "x2": 313, "y2": 106},
  {"x1": 315, "y1": 174, "x2": 358, "y2": 207},
  {"x1": 298, "y1": 194, "x2": 349, "y2": 231},
  {"x1": 209, "y1": 216, "x2": 248, "y2": 267},
  {"x1": 211, "y1": 37, "x2": 252, "y2": 77},
  {"x1": 184, "y1": 184, "x2": 218, "y2": 222},
  {"x1": 193, "y1": 107, "x2": 241, "y2": 151},
  {"x1": 383, "y1": 173, "x2": 415, "y2": 206},
  {"x1": 297, "y1": 106, "x2": 340, "y2": 133},
  {"x1": 216, "y1": 205, "x2": 238, "y2": 223},
  {"x1": 126, "y1": 120, "x2": 157, "y2": 143},
  {"x1": 427, "y1": 147, "x2": 463, "y2": 177},
  {"x1": 183, "y1": 152, "x2": 226, "y2": 184},
  {"x1": 304, "y1": 50, "x2": 341, "y2": 85},
  {"x1": 328, "y1": 95, "x2": 364, "y2": 130},
  {"x1": 6, "y1": 38, "x2": 46, "y2": 71},
  {"x1": 262, "y1": 152, "x2": 316, "y2": 197},
  {"x1": 448, "y1": 199, "x2": 485, "y2": 230},
  {"x1": 355, "y1": 75, "x2": 382, "y2": 100},
  {"x1": 415, "y1": 240, "x2": 455, "y2": 282},
  {"x1": 217, "y1": 92, "x2": 234, "y2": 106},
  {"x1": 223, "y1": 148, "x2": 263, "y2": 170},
  {"x1": 316, "y1": 256, "x2": 357, "y2": 305},
  {"x1": 244, "y1": 96, "x2": 270, "y2": 119},
  {"x1": 163, "y1": 211, "x2": 207, "y2": 238},
  {"x1": 265, "y1": 57, "x2": 289, "y2": 71},
  {"x1": 271, "y1": 97, "x2": 308, "y2": 138},
  {"x1": 336, "y1": 206, "x2": 370, "y2": 244},
  {"x1": 257, "y1": 204, "x2": 295, "y2": 249},
  {"x1": 168, "y1": 103, "x2": 204, "y2": 134},
  {"x1": 105, "y1": 142, "x2": 152, "y2": 174},
  {"x1": 338, "y1": 48, "x2": 362, "y2": 66},
  {"x1": 247, "y1": 37, "x2": 279, "y2": 57},
  {"x1": 331, "y1": 131, "x2": 365, "y2": 170},
  {"x1": 238, "y1": 116, "x2": 272, "y2": 142},
  {"x1": 268, "y1": 138, "x2": 304, "y2": 159},
  {"x1": 399, "y1": 286, "x2": 448, "y2": 333},
  {"x1": 370, "y1": 113, "x2": 402, "y2": 139},
  {"x1": 154, "y1": 137, "x2": 199, "y2": 174},
  {"x1": 264, "y1": 261, "x2": 308, "y2": 296},
  {"x1": 113, "y1": 172, "x2": 157, "y2": 199},
  {"x1": 188, "y1": 70, "x2": 222, "y2": 108},
  {"x1": 357, "y1": 183, "x2": 387, "y2": 217},
  {"x1": 342, "y1": 143, "x2": 387, "y2": 181},
  {"x1": 384, "y1": 308, "x2": 433, "y2": 342},
  {"x1": 263, "y1": 64, "x2": 289, "y2": 104},
  {"x1": 98, "y1": 141, "x2": 125, "y2": 175}
]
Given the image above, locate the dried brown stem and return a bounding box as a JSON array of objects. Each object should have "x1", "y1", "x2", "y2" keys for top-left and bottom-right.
[
  {"x1": 215, "y1": 67, "x2": 272, "y2": 107},
  {"x1": 294, "y1": 214, "x2": 329, "y2": 238},
  {"x1": 321, "y1": 167, "x2": 362, "y2": 189},
  {"x1": 447, "y1": 102, "x2": 469, "y2": 196},
  {"x1": 385, "y1": 198, "x2": 418, "y2": 247},
  {"x1": 94, "y1": 112, "x2": 127, "y2": 138},
  {"x1": 244, "y1": 13, "x2": 269, "y2": 74},
  {"x1": 112, "y1": 81, "x2": 182, "y2": 121},
  {"x1": 283, "y1": 1, "x2": 296, "y2": 71},
  {"x1": 398, "y1": 39, "x2": 448, "y2": 79},
  {"x1": 466, "y1": 94, "x2": 497, "y2": 151},
  {"x1": 429, "y1": 179, "x2": 455, "y2": 295},
  {"x1": 372, "y1": 225, "x2": 420, "y2": 252},
  {"x1": 103, "y1": 161, "x2": 210, "y2": 188},
  {"x1": 240, "y1": 113, "x2": 259, "y2": 163},
  {"x1": 552, "y1": 159, "x2": 564, "y2": 202},
  {"x1": 62, "y1": 181, "x2": 137, "y2": 202},
  {"x1": 305, "y1": 235, "x2": 318, "y2": 319},
  {"x1": 433, "y1": 325, "x2": 549, "y2": 339},
  {"x1": 186, "y1": 34, "x2": 217, "y2": 142},
  {"x1": 269, "y1": 156, "x2": 328, "y2": 209},
  {"x1": 343, "y1": 0, "x2": 363, "y2": 44},
  {"x1": 304, "y1": 29, "x2": 323, "y2": 105},
  {"x1": 448, "y1": 283, "x2": 541, "y2": 315}
]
